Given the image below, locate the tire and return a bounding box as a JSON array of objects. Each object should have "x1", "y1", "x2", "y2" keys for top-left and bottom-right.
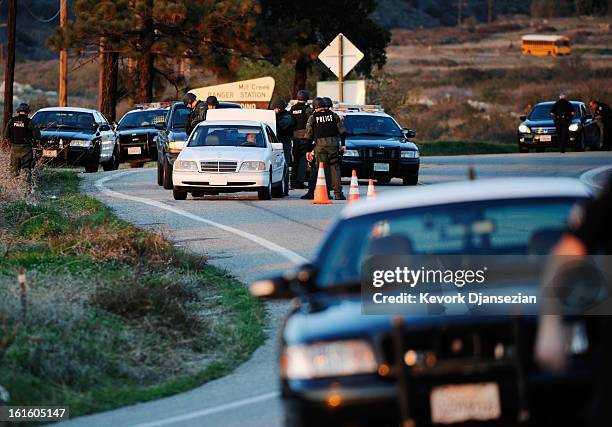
[
  {"x1": 377, "y1": 176, "x2": 391, "y2": 184},
  {"x1": 157, "y1": 160, "x2": 164, "y2": 186},
  {"x1": 84, "y1": 147, "x2": 100, "y2": 173},
  {"x1": 272, "y1": 168, "x2": 287, "y2": 198},
  {"x1": 163, "y1": 157, "x2": 173, "y2": 190},
  {"x1": 172, "y1": 188, "x2": 187, "y2": 200},
  {"x1": 402, "y1": 176, "x2": 418, "y2": 185},
  {"x1": 258, "y1": 171, "x2": 272, "y2": 200},
  {"x1": 101, "y1": 145, "x2": 119, "y2": 171}
]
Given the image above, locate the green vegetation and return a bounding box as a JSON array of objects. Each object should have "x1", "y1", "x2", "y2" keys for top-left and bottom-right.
[
  {"x1": 418, "y1": 140, "x2": 517, "y2": 156},
  {"x1": 0, "y1": 170, "x2": 265, "y2": 419}
]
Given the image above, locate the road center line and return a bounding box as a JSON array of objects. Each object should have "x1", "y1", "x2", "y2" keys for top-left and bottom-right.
[
  {"x1": 130, "y1": 391, "x2": 280, "y2": 427},
  {"x1": 94, "y1": 170, "x2": 309, "y2": 265}
]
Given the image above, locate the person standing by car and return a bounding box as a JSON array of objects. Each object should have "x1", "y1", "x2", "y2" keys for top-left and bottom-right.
[
  {"x1": 304, "y1": 97, "x2": 346, "y2": 200},
  {"x1": 588, "y1": 100, "x2": 611, "y2": 151},
  {"x1": 4, "y1": 103, "x2": 40, "y2": 188},
  {"x1": 550, "y1": 93, "x2": 575, "y2": 153},
  {"x1": 274, "y1": 100, "x2": 295, "y2": 170},
  {"x1": 290, "y1": 90, "x2": 312, "y2": 189},
  {"x1": 183, "y1": 92, "x2": 206, "y2": 136}
]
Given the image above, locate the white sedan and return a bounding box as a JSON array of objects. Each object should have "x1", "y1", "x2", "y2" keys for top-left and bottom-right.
[{"x1": 172, "y1": 109, "x2": 287, "y2": 200}]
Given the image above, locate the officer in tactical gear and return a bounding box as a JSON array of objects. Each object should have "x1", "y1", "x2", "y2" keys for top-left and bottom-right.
[
  {"x1": 273, "y1": 100, "x2": 295, "y2": 183},
  {"x1": 550, "y1": 93, "x2": 575, "y2": 153},
  {"x1": 290, "y1": 90, "x2": 312, "y2": 189},
  {"x1": 183, "y1": 92, "x2": 208, "y2": 136},
  {"x1": 5, "y1": 103, "x2": 40, "y2": 186},
  {"x1": 304, "y1": 97, "x2": 346, "y2": 200},
  {"x1": 588, "y1": 100, "x2": 611, "y2": 151}
]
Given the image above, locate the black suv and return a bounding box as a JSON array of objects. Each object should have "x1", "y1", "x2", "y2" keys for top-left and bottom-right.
[
  {"x1": 517, "y1": 101, "x2": 600, "y2": 153},
  {"x1": 116, "y1": 107, "x2": 168, "y2": 168},
  {"x1": 32, "y1": 107, "x2": 118, "y2": 172},
  {"x1": 337, "y1": 110, "x2": 419, "y2": 185},
  {"x1": 156, "y1": 101, "x2": 240, "y2": 189}
]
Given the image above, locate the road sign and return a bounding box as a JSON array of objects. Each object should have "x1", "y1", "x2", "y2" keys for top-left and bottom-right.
[
  {"x1": 190, "y1": 77, "x2": 275, "y2": 109},
  {"x1": 317, "y1": 80, "x2": 366, "y2": 105},
  {"x1": 318, "y1": 34, "x2": 364, "y2": 78}
]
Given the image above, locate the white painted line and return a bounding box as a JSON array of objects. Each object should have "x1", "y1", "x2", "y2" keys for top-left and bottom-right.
[
  {"x1": 95, "y1": 170, "x2": 309, "y2": 265},
  {"x1": 579, "y1": 165, "x2": 612, "y2": 190},
  {"x1": 130, "y1": 391, "x2": 279, "y2": 427}
]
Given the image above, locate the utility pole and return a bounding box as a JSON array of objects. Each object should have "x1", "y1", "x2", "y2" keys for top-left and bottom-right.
[
  {"x1": 338, "y1": 34, "x2": 344, "y2": 103},
  {"x1": 98, "y1": 37, "x2": 106, "y2": 113},
  {"x1": 488, "y1": 0, "x2": 494, "y2": 25},
  {"x1": 457, "y1": 0, "x2": 463, "y2": 26},
  {"x1": 3, "y1": 0, "x2": 16, "y2": 133},
  {"x1": 59, "y1": 0, "x2": 68, "y2": 106}
]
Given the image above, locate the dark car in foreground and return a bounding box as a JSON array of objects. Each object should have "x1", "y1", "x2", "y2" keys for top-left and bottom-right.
[
  {"x1": 116, "y1": 107, "x2": 168, "y2": 167},
  {"x1": 251, "y1": 178, "x2": 593, "y2": 427},
  {"x1": 157, "y1": 101, "x2": 241, "y2": 189},
  {"x1": 517, "y1": 101, "x2": 600, "y2": 152},
  {"x1": 335, "y1": 107, "x2": 419, "y2": 185},
  {"x1": 32, "y1": 107, "x2": 118, "y2": 172}
]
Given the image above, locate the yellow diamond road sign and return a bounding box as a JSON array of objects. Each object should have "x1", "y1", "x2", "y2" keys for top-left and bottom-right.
[{"x1": 318, "y1": 33, "x2": 364, "y2": 78}]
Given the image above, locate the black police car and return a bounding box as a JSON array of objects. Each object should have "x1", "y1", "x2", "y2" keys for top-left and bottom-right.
[
  {"x1": 336, "y1": 108, "x2": 419, "y2": 185},
  {"x1": 517, "y1": 101, "x2": 601, "y2": 153},
  {"x1": 116, "y1": 106, "x2": 168, "y2": 167},
  {"x1": 32, "y1": 107, "x2": 118, "y2": 172},
  {"x1": 251, "y1": 178, "x2": 594, "y2": 427},
  {"x1": 156, "y1": 101, "x2": 240, "y2": 189}
]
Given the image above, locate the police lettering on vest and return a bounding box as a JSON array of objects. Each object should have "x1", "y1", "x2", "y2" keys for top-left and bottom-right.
[
  {"x1": 291, "y1": 103, "x2": 309, "y2": 131},
  {"x1": 312, "y1": 110, "x2": 339, "y2": 139},
  {"x1": 10, "y1": 116, "x2": 32, "y2": 145}
]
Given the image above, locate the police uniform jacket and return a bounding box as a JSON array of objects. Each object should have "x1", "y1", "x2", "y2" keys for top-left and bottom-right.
[
  {"x1": 186, "y1": 100, "x2": 207, "y2": 135},
  {"x1": 6, "y1": 115, "x2": 40, "y2": 146},
  {"x1": 290, "y1": 102, "x2": 312, "y2": 139},
  {"x1": 304, "y1": 109, "x2": 346, "y2": 147}
]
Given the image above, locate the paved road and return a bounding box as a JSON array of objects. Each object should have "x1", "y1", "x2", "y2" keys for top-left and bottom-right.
[{"x1": 59, "y1": 152, "x2": 612, "y2": 427}]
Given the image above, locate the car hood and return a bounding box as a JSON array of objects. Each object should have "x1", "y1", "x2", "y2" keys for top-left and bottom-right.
[
  {"x1": 116, "y1": 128, "x2": 157, "y2": 136},
  {"x1": 283, "y1": 295, "x2": 535, "y2": 345},
  {"x1": 41, "y1": 130, "x2": 95, "y2": 140},
  {"x1": 523, "y1": 118, "x2": 579, "y2": 128},
  {"x1": 178, "y1": 146, "x2": 269, "y2": 163},
  {"x1": 346, "y1": 135, "x2": 418, "y2": 150}
]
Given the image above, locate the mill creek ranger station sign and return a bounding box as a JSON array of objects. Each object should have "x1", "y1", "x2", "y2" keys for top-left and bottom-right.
[{"x1": 191, "y1": 77, "x2": 275, "y2": 109}]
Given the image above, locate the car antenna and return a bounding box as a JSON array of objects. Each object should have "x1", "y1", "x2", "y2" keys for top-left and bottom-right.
[{"x1": 468, "y1": 163, "x2": 477, "y2": 180}]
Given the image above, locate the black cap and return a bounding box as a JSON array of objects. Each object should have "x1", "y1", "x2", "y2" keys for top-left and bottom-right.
[
  {"x1": 297, "y1": 90, "x2": 308, "y2": 101},
  {"x1": 206, "y1": 96, "x2": 219, "y2": 107},
  {"x1": 274, "y1": 100, "x2": 287, "y2": 110},
  {"x1": 322, "y1": 97, "x2": 333, "y2": 108},
  {"x1": 312, "y1": 97, "x2": 325, "y2": 109},
  {"x1": 17, "y1": 103, "x2": 30, "y2": 113},
  {"x1": 183, "y1": 92, "x2": 196, "y2": 105}
]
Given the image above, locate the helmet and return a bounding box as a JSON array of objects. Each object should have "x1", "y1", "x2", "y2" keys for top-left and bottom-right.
[
  {"x1": 17, "y1": 103, "x2": 30, "y2": 114},
  {"x1": 274, "y1": 100, "x2": 287, "y2": 110},
  {"x1": 322, "y1": 97, "x2": 333, "y2": 108},
  {"x1": 205, "y1": 96, "x2": 219, "y2": 107},
  {"x1": 312, "y1": 97, "x2": 325, "y2": 109},
  {"x1": 183, "y1": 92, "x2": 196, "y2": 106},
  {"x1": 297, "y1": 90, "x2": 308, "y2": 101}
]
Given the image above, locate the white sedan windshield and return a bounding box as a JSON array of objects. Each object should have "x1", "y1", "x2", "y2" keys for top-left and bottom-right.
[{"x1": 189, "y1": 126, "x2": 266, "y2": 148}]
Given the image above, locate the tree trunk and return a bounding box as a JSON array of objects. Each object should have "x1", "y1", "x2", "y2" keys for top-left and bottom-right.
[
  {"x1": 137, "y1": 0, "x2": 154, "y2": 103},
  {"x1": 99, "y1": 52, "x2": 118, "y2": 122},
  {"x1": 292, "y1": 57, "x2": 308, "y2": 99},
  {"x1": 2, "y1": 0, "x2": 16, "y2": 141}
]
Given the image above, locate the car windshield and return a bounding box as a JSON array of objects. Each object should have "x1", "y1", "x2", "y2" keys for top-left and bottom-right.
[
  {"x1": 316, "y1": 197, "x2": 580, "y2": 288},
  {"x1": 171, "y1": 107, "x2": 191, "y2": 130},
  {"x1": 188, "y1": 125, "x2": 265, "y2": 148},
  {"x1": 529, "y1": 103, "x2": 580, "y2": 120},
  {"x1": 343, "y1": 115, "x2": 402, "y2": 137},
  {"x1": 33, "y1": 111, "x2": 96, "y2": 131},
  {"x1": 118, "y1": 110, "x2": 166, "y2": 129}
]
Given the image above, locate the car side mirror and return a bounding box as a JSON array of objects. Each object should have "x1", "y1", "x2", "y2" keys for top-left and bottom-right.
[
  {"x1": 519, "y1": 115, "x2": 527, "y2": 121},
  {"x1": 402, "y1": 128, "x2": 416, "y2": 139},
  {"x1": 92, "y1": 123, "x2": 99, "y2": 131},
  {"x1": 271, "y1": 142, "x2": 283, "y2": 151},
  {"x1": 249, "y1": 263, "x2": 318, "y2": 299},
  {"x1": 155, "y1": 122, "x2": 166, "y2": 130},
  {"x1": 99, "y1": 124, "x2": 111, "y2": 132},
  {"x1": 112, "y1": 122, "x2": 118, "y2": 131}
]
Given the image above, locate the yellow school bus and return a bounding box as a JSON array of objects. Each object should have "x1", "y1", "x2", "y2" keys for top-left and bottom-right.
[{"x1": 521, "y1": 34, "x2": 571, "y2": 57}]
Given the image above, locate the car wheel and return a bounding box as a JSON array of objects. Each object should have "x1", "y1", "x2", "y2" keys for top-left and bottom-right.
[
  {"x1": 163, "y1": 157, "x2": 173, "y2": 190},
  {"x1": 172, "y1": 188, "x2": 187, "y2": 200},
  {"x1": 272, "y1": 168, "x2": 287, "y2": 198},
  {"x1": 402, "y1": 176, "x2": 418, "y2": 185},
  {"x1": 258, "y1": 171, "x2": 272, "y2": 200},
  {"x1": 157, "y1": 160, "x2": 164, "y2": 186},
  {"x1": 84, "y1": 147, "x2": 100, "y2": 173},
  {"x1": 377, "y1": 176, "x2": 391, "y2": 184}
]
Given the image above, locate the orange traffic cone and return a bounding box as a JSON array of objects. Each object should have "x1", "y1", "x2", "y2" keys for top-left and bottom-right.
[
  {"x1": 348, "y1": 170, "x2": 361, "y2": 204},
  {"x1": 312, "y1": 162, "x2": 332, "y2": 205},
  {"x1": 366, "y1": 179, "x2": 377, "y2": 199}
]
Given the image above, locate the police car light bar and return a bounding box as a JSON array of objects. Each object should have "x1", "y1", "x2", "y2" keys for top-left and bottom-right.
[
  {"x1": 133, "y1": 101, "x2": 175, "y2": 110},
  {"x1": 331, "y1": 103, "x2": 385, "y2": 113}
]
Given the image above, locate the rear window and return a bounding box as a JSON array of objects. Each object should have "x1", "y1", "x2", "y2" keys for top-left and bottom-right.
[{"x1": 189, "y1": 125, "x2": 265, "y2": 148}]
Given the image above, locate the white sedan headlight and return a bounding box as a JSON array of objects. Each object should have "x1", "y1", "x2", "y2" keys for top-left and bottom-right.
[
  {"x1": 518, "y1": 124, "x2": 531, "y2": 134},
  {"x1": 401, "y1": 150, "x2": 419, "y2": 159},
  {"x1": 568, "y1": 123, "x2": 580, "y2": 132},
  {"x1": 240, "y1": 161, "x2": 266, "y2": 171},
  {"x1": 168, "y1": 140, "x2": 186, "y2": 151},
  {"x1": 343, "y1": 149, "x2": 359, "y2": 157},
  {"x1": 70, "y1": 140, "x2": 91, "y2": 147},
  {"x1": 174, "y1": 160, "x2": 198, "y2": 171},
  {"x1": 281, "y1": 339, "x2": 377, "y2": 380}
]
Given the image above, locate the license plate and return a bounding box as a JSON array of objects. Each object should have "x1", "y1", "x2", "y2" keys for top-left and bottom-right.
[
  {"x1": 374, "y1": 163, "x2": 389, "y2": 172},
  {"x1": 539, "y1": 135, "x2": 552, "y2": 142},
  {"x1": 43, "y1": 149, "x2": 58, "y2": 158},
  {"x1": 209, "y1": 175, "x2": 227, "y2": 186},
  {"x1": 127, "y1": 147, "x2": 142, "y2": 155},
  {"x1": 430, "y1": 382, "x2": 501, "y2": 425}
]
